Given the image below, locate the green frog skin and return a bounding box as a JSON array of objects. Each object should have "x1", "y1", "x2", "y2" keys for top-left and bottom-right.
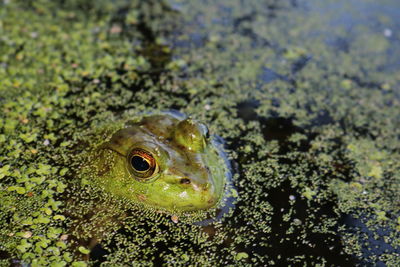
[{"x1": 92, "y1": 112, "x2": 228, "y2": 213}]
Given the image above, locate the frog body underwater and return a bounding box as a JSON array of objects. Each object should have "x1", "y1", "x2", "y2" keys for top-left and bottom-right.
[{"x1": 92, "y1": 112, "x2": 228, "y2": 213}]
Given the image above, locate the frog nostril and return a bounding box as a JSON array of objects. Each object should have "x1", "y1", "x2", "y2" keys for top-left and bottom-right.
[
  {"x1": 208, "y1": 197, "x2": 215, "y2": 204},
  {"x1": 180, "y1": 178, "x2": 191, "y2": 184}
]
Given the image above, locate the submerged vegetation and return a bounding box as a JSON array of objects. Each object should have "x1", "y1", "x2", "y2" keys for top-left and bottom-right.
[{"x1": 1, "y1": 0, "x2": 399, "y2": 266}]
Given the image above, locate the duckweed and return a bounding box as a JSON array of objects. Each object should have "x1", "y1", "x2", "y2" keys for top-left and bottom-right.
[
  {"x1": 234, "y1": 252, "x2": 249, "y2": 261},
  {"x1": 1, "y1": 0, "x2": 399, "y2": 266},
  {"x1": 78, "y1": 247, "x2": 90, "y2": 255}
]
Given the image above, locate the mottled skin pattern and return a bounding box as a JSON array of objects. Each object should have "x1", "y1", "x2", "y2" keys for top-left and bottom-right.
[{"x1": 93, "y1": 113, "x2": 227, "y2": 212}]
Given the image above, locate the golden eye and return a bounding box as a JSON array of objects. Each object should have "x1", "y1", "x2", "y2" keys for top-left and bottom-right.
[{"x1": 128, "y1": 148, "x2": 158, "y2": 180}]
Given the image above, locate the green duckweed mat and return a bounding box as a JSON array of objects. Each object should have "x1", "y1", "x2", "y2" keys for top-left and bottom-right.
[{"x1": 1, "y1": 0, "x2": 399, "y2": 266}]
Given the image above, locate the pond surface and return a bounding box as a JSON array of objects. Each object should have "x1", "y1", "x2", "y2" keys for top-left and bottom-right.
[{"x1": 0, "y1": 0, "x2": 399, "y2": 266}]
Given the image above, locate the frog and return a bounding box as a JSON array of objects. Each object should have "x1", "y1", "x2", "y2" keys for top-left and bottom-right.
[{"x1": 89, "y1": 111, "x2": 229, "y2": 213}]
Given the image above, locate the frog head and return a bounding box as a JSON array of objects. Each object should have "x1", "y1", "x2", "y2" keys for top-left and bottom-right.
[{"x1": 91, "y1": 113, "x2": 227, "y2": 213}]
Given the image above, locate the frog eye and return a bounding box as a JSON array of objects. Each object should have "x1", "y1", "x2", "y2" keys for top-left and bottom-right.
[{"x1": 128, "y1": 148, "x2": 159, "y2": 180}]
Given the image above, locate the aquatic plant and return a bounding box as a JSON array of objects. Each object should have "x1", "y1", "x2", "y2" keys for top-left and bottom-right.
[{"x1": 1, "y1": 0, "x2": 399, "y2": 266}]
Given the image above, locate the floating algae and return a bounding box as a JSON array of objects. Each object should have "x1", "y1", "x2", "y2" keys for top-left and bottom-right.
[{"x1": 1, "y1": 0, "x2": 400, "y2": 266}]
